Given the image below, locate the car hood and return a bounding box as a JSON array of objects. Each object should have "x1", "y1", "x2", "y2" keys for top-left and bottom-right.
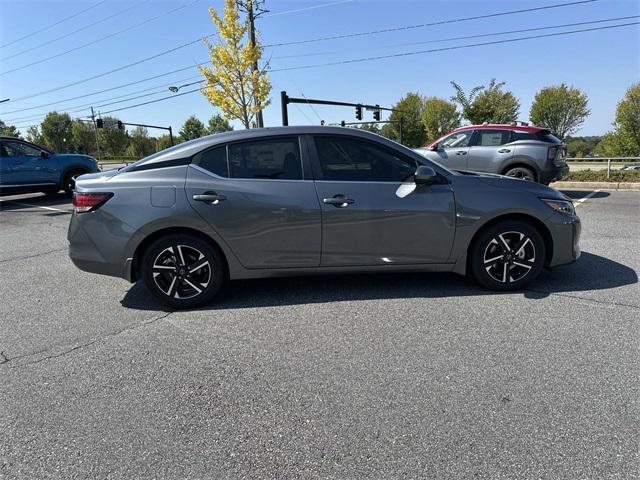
[
  {"x1": 52, "y1": 153, "x2": 97, "y2": 162},
  {"x1": 453, "y1": 169, "x2": 569, "y2": 201}
]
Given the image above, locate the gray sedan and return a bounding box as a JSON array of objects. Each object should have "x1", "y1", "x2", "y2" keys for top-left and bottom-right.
[{"x1": 68, "y1": 127, "x2": 581, "y2": 308}]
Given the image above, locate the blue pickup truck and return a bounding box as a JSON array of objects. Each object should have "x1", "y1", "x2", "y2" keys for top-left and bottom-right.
[{"x1": 0, "y1": 136, "x2": 99, "y2": 196}]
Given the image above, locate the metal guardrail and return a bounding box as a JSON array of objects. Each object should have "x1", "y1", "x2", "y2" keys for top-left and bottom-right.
[{"x1": 567, "y1": 157, "x2": 640, "y2": 177}]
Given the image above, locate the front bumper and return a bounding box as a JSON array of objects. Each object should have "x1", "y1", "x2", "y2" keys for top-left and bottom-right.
[{"x1": 547, "y1": 211, "x2": 581, "y2": 267}]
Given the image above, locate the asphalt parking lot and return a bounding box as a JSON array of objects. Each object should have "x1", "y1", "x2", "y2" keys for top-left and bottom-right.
[{"x1": 1, "y1": 189, "x2": 638, "y2": 479}]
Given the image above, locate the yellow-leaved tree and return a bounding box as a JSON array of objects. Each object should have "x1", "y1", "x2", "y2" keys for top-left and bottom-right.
[{"x1": 199, "y1": 0, "x2": 271, "y2": 129}]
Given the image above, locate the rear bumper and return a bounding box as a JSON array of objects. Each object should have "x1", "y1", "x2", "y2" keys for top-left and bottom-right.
[
  {"x1": 67, "y1": 211, "x2": 131, "y2": 280},
  {"x1": 540, "y1": 164, "x2": 569, "y2": 184}
]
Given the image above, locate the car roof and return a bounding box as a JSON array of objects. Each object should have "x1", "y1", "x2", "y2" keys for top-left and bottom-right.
[
  {"x1": 453, "y1": 124, "x2": 546, "y2": 133},
  {"x1": 125, "y1": 126, "x2": 416, "y2": 171}
]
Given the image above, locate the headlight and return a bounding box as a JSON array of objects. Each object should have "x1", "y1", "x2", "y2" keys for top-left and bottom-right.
[{"x1": 541, "y1": 198, "x2": 575, "y2": 215}]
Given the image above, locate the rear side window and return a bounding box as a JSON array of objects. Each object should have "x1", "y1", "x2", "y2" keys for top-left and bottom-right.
[
  {"x1": 475, "y1": 130, "x2": 511, "y2": 146},
  {"x1": 536, "y1": 131, "x2": 562, "y2": 144},
  {"x1": 512, "y1": 131, "x2": 536, "y2": 141},
  {"x1": 197, "y1": 146, "x2": 228, "y2": 177},
  {"x1": 228, "y1": 137, "x2": 302, "y2": 180}
]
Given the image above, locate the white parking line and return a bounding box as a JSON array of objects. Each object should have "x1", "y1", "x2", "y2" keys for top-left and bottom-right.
[
  {"x1": 574, "y1": 189, "x2": 602, "y2": 207},
  {"x1": 0, "y1": 200, "x2": 68, "y2": 212}
]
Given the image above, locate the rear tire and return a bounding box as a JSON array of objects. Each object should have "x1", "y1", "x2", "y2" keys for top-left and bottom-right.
[
  {"x1": 141, "y1": 233, "x2": 225, "y2": 309},
  {"x1": 469, "y1": 220, "x2": 545, "y2": 291},
  {"x1": 504, "y1": 166, "x2": 536, "y2": 182}
]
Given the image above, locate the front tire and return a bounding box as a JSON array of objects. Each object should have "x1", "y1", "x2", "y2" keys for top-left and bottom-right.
[
  {"x1": 469, "y1": 220, "x2": 545, "y2": 291},
  {"x1": 141, "y1": 234, "x2": 225, "y2": 309},
  {"x1": 62, "y1": 170, "x2": 85, "y2": 196}
]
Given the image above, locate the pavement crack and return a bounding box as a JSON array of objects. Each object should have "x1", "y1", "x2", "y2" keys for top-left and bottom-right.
[
  {"x1": 1, "y1": 311, "x2": 173, "y2": 368},
  {"x1": 0, "y1": 247, "x2": 67, "y2": 264}
]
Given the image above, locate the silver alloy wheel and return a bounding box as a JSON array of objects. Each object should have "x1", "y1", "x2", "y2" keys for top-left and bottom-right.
[
  {"x1": 152, "y1": 245, "x2": 212, "y2": 299},
  {"x1": 483, "y1": 231, "x2": 536, "y2": 283}
]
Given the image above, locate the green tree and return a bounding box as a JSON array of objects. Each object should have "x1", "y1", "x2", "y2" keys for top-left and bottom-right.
[
  {"x1": 381, "y1": 92, "x2": 427, "y2": 147},
  {"x1": 156, "y1": 134, "x2": 176, "y2": 152},
  {"x1": 421, "y1": 97, "x2": 460, "y2": 142},
  {"x1": 614, "y1": 82, "x2": 640, "y2": 154},
  {"x1": 199, "y1": 0, "x2": 271, "y2": 128},
  {"x1": 40, "y1": 111, "x2": 73, "y2": 152},
  {"x1": 71, "y1": 120, "x2": 96, "y2": 155},
  {"x1": 354, "y1": 123, "x2": 381, "y2": 134},
  {"x1": 26, "y1": 125, "x2": 44, "y2": 144},
  {"x1": 180, "y1": 115, "x2": 207, "y2": 141},
  {"x1": 207, "y1": 113, "x2": 234, "y2": 134},
  {"x1": 529, "y1": 84, "x2": 590, "y2": 140},
  {"x1": 0, "y1": 119, "x2": 20, "y2": 137},
  {"x1": 451, "y1": 79, "x2": 519, "y2": 124},
  {"x1": 127, "y1": 126, "x2": 156, "y2": 158},
  {"x1": 98, "y1": 116, "x2": 129, "y2": 156},
  {"x1": 593, "y1": 130, "x2": 637, "y2": 157}
]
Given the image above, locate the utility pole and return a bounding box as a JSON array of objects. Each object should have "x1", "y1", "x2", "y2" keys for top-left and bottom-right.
[
  {"x1": 246, "y1": 0, "x2": 264, "y2": 128},
  {"x1": 90, "y1": 106, "x2": 102, "y2": 160}
]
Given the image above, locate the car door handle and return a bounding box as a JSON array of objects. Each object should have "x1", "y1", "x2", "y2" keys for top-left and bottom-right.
[
  {"x1": 193, "y1": 191, "x2": 226, "y2": 204},
  {"x1": 323, "y1": 194, "x2": 355, "y2": 207},
  {"x1": 498, "y1": 148, "x2": 511, "y2": 153},
  {"x1": 455, "y1": 151, "x2": 467, "y2": 155}
]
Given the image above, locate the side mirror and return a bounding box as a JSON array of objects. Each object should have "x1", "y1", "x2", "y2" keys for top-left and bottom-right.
[
  {"x1": 429, "y1": 143, "x2": 439, "y2": 151},
  {"x1": 414, "y1": 165, "x2": 438, "y2": 185},
  {"x1": 40, "y1": 151, "x2": 49, "y2": 159}
]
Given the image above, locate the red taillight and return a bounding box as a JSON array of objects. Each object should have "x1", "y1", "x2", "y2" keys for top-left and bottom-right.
[{"x1": 72, "y1": 192, "x2": 113, "y2": 213}]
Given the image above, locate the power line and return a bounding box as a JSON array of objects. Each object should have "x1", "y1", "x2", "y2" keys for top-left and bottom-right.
[
  {"x1": 267, "y1": 21, "x2": 639, "y2": 72},
  {"x1": 0, "y1": 65, "x2": 210, "y2": 115},
  {"x1": 2, "y1": 1, "x2": 150, "y2": 61},
  {"x1": 0, "y1": 0, "x2": 108, "y2": 49},
  {"x1": 13, "y1": 20, "x2": 635, "y2": 129},
  {"x1": 4, "y1": 76, "x2": 204, "y2": 124},
  {"x1": 3, "y1": 0, "x2": 598, "y2": 106},
  {"x1": 1, "y1": 0, "x2": 202, "y2": 75},
  {"x1": 263, "y1": 0, "x2": 353, "y2": 18},
  {"x1": 263, "y1": 0, "x2": 599, "y2": 47}
]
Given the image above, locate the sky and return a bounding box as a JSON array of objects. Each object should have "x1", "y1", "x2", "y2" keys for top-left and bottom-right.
[{"x1": 0, "y1": 0, "x2": 639, "y2": 138}]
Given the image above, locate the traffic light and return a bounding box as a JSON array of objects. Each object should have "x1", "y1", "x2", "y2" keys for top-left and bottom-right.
[
  {"x1": 340, "y1": 120, "x2": 346, "y2": 127},
  {"x1": 95, "y1": 118, "x2": 103, "y2": 128},
  {"x1": 117, "y1": 120, "x2": 124, "y2": 130},
  {"x1": 373, "y1": 105, "x2": 380, "y2": 121},
  {"x1": 355, "y1": 104, "x2": 362, "y2": 120}
]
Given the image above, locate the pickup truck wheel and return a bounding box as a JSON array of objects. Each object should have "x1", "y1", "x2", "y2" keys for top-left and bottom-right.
[
  {"x1": 504, "y1": 166, "x2": 536, "y2": 182},
  {"x1": 62, "y1": 170, "x2": 85, "y2": 196}
]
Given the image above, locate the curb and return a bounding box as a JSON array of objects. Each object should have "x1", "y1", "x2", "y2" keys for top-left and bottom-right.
[{"x1": 550, "y1": 181, "x2": 640, "y2": 191}]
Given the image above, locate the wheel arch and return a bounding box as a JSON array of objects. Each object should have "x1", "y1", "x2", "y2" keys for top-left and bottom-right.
[
  {"x1": 130, "y1": 226, "x2": 229, "y2": 283},
  {"x1": 59, "y1": 165, "x2": 91, "y2": 186},
  {"x1": 465, "y1": 213, "x2": 554, "y2": 273},
  {"x1": 500, "y1": 158, "x2": 541, "y2": 181}
]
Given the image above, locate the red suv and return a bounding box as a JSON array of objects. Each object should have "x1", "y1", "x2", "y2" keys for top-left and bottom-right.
[{"x1": 414, "y1": 123, "x2": 568, "y2": 185}]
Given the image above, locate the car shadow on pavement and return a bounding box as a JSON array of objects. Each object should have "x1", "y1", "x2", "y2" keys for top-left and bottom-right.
[
  {"x1": 0, "y1": 193, "x2": 72, "y2": 211},
  {"x1": 120, "y1": 251, "x2": 637, "y2": 311}
]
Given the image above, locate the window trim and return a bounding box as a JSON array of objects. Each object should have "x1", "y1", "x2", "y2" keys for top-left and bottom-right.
[
  {"x1": 470, "y1": 129, "x2": 512, "y2": 148},
  {"x1": 192, "y1": 135, "x2": 307, "y2": 182},
  {"x1": 1, "y1": 139, "x2": 47, "y2": 157},
  {"x1": 308, "y1": 133, "x2": 418, "y2": 183}
]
